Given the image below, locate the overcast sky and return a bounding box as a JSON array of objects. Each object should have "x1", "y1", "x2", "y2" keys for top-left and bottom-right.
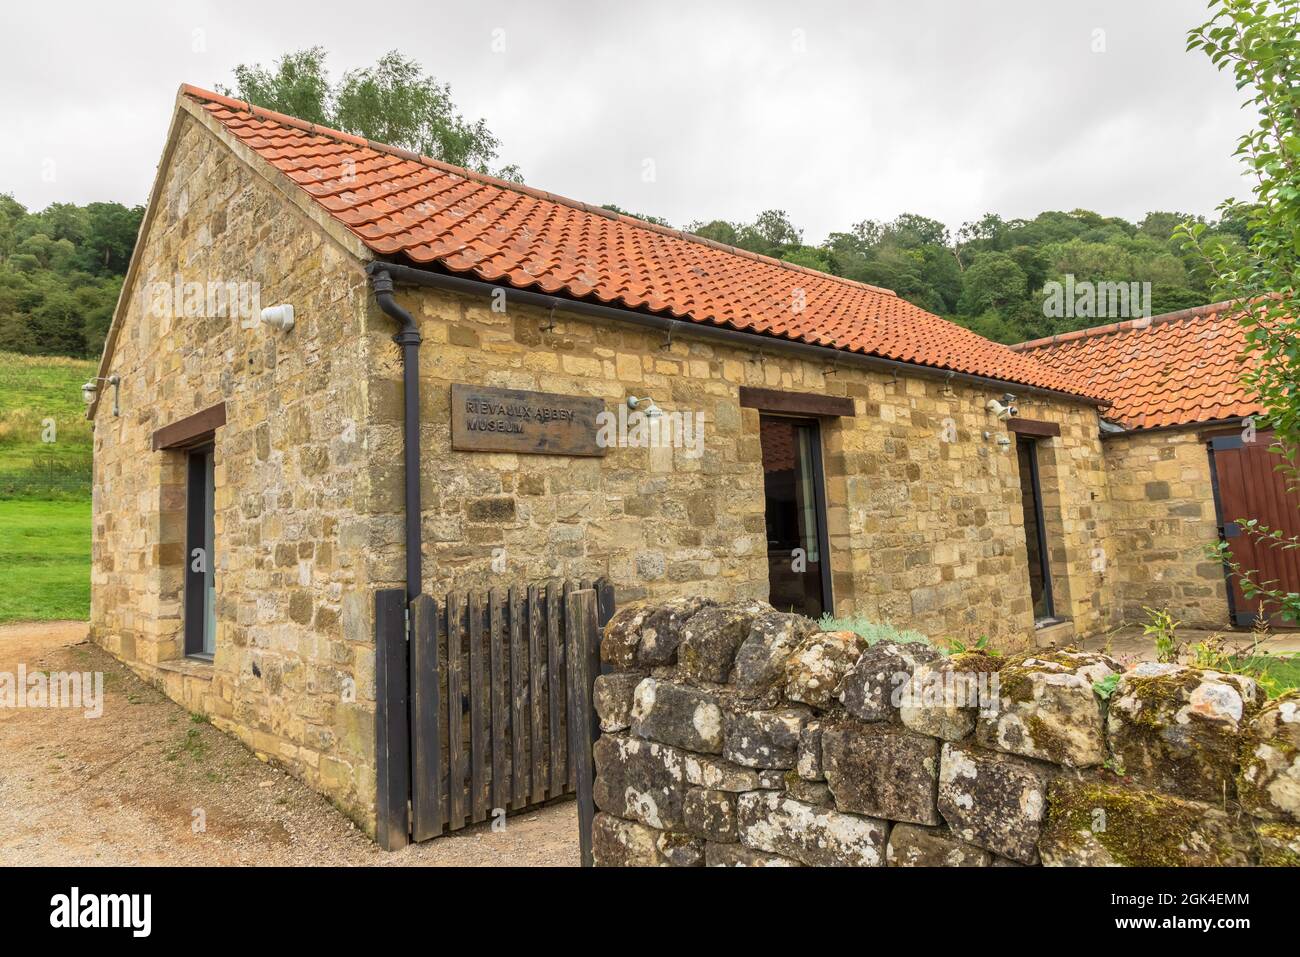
[{"x1": 0, "y1": 0, "x2": 1252, "y2": 241}]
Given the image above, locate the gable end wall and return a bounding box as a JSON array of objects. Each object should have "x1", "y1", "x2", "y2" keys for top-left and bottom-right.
[{"x1": 88, "y1": 111, "x2": 386, "y2": 833}]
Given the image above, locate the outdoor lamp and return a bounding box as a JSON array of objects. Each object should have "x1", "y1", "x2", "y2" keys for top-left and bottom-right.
[
  {"x1": 82, "y1": 374, "x2": 122, "y2": 416},
  {"x1": 627, "y1": 395, "x2": 663, "y2": 418}
]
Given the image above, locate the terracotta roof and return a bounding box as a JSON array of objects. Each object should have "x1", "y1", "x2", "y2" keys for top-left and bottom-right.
[
  {"x1": 181, "y1": 84, "x2": 1092, "y2": 398},
  {"x1": 1010, "y1": 302, "x2": 1262, "y2": 430}
]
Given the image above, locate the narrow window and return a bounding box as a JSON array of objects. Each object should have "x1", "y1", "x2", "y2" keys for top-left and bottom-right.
[
  {"x1": 760, "y1": 415, "x2": 832, "y2": 618},
  {"x1": 1015, "y1": 436, "x2": 1056, "y2": 624},
  {"x1": 184, "y1": 444, "x2": 216, "y2": 658}
]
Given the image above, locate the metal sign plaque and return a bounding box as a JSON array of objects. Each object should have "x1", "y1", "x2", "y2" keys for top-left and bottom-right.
[{"x1": 450, "y1": 384, "x2": 607, "y2": 456}]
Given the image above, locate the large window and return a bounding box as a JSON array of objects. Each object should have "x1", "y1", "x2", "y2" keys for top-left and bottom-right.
[
  {"x1": 184, "y1": 444, "x2": 216, "y2": 658},
  {"x1": 759, "y1": 415, "x2": 832, "y2": 618}
]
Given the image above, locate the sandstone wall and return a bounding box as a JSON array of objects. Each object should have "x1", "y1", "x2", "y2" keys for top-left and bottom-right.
[
  {"x1": 87, "y1": 99, "x2": 1178, "y2": 846},
  {"x1": 590, "y1": 598, "x2": 1300, "y2": 866},
  {"x1": 1102, "y1": 428, "x2": 1230, "y2": 628},
  {"x1": 366, "y1": 286, "x2": 1112, "y2": 651},
  {"x1": 88, "y1": 109, "x2": 385, "y2": 830}
]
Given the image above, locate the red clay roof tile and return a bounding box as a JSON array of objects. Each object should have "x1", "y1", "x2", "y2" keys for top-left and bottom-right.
[
  {"x1": 1011, "y1": 302, "x2": 1262, "y2": 430},
  {"x1": 181, "y1": 84, "x2": 1093, "y2": 398}
]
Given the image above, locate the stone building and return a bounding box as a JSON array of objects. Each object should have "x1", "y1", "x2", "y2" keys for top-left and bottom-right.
[
  {"x1": 1014, "y1": 302, "x2": 1292, "y2": 629},
  {"x1": 85, "y1": 86, "x2": 1271, "y2": 835}
]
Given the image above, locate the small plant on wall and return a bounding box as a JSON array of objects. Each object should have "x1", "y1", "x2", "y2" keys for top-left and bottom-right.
[
  {"x1": 941, "y1": 635, "x2": 1001, "y2": 657},
  {"x1": 1142, "y1": 607, "x2": 1181, "y2": 664}
]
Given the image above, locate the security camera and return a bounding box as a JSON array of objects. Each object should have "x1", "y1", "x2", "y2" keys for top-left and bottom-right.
[{"x1": 986, "y1": 396, "x2": 1018, "y2": 420}]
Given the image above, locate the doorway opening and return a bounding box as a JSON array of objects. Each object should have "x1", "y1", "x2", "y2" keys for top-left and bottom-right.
[
  {"x1": 759, "y1": 415, "x2": 832, "y2": 618},
  {"x1": 1015, "y1": 435, "x2": 1057, "y2": 624}
]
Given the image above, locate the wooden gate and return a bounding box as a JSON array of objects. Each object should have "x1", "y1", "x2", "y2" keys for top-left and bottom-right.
[
  {"x1": 375, "y1": 578, "x2": 613, "y2": 854},
  {"x1": 1209, "y1": 431, "x2": 1300, "y2": 626}
]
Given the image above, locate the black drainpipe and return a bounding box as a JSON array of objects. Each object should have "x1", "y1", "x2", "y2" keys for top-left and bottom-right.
[{"x1": 367, "y1": 264, "x2": 422, "y2": 602}]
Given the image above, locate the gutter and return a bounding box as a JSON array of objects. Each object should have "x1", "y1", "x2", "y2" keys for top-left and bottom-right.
[
  {"x1": 366, "y1": 264, "x2": 423, "y2": 603},
  {"x1": 1100, "y1": 415, "x2": 1254, "y2": 440},
  {"x1": 372, "y1": 261, "x2": 1106, "y2": 409}
]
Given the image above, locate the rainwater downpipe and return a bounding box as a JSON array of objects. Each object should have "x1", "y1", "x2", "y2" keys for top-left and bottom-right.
[{"x1": 367, "y1": 264, "x2": 423, "y2": 602}]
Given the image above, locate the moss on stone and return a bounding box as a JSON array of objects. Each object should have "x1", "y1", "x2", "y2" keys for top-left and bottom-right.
[
  {"x1": 1045, "y1": 781, "x2": 1245, "y2": 866},
  {"x1": 1236, "y1": 693, "x2": 1300, "y2": 813},
  {"x1": 996, "y1": 666, "x2": 1037, "y2": 705},
  {"x1": 1257, "y1": 822, "x2": 1300, "y2": 867},
  {"x1": 973, "y1": 648, "x2": 1105, "y2": 701},
  {"x1": 947, "y1": 650, "x2": 1006, "y2": 675},
  {"x1": 1120, "y1": 670, "x2": 1203, "y2": 729},
  {"x1": 1021, "y1": 712, "x2": 1073, "y2": 765}
]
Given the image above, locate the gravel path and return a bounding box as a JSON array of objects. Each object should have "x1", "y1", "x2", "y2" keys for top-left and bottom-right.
[{"x1": 0, "y1": 621, "x2": 577, "y2": 866}]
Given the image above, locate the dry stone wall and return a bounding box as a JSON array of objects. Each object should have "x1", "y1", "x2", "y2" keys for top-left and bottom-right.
[{"x1": 591, "y1": 598, "x2": 1300, "y2": 866}]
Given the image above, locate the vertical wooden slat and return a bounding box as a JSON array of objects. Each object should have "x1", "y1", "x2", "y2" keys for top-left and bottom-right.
[
  {"x1": 528, "y1": 583, "x2": 547, "y2": 800},
  {"x1": 489, "y1": 587, "x2": 508, "y2": 814},
  {"x1": 564, "y1": 579, "x2": 579, "y2": 792},
  {"x1": 469, "y1": 590, "x2": 488, "y2": 822},
  {"x1": 546, "y1": 580, "x2": 565, "y2": 797},
  {"x1": 566, "y1": 588, "x2": 599, "y2": 868},
  {"x1": 595, "y1": 577, "x2": 615, "y2": 681},
  {"x1": 446, "y1": 592, "x2": 467, "y2": 831},
  {"x1": 437, "y1": 591, "x2": 451, "y2": 829},
  {"x1": 409, "y1": 593, "x2": 444, "y2": 841},
  {"x1": 509, "y1": 585, "x2": 529, "y2": 810},
  {"x1": 374, "y1": 588, "x2": 410, "y2": 851},
  {"x1": 595, "y1": 577, "x2": 616, "y2": 629}
]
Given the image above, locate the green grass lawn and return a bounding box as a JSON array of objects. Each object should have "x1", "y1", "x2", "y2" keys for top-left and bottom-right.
[
  {"x1": 0, "y1": 498, "x2": 91, "y2": 622},
  {"x1": 0, "y1": 350, "x2": 95, "y2": 497},
  {"x1": 0, "y1": 352, "x2": 96, "y2": 622}
]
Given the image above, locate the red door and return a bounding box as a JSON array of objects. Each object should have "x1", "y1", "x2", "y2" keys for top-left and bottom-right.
[{"x1": 1209, "y1": 430, "x2": 1300, "y2": 627}]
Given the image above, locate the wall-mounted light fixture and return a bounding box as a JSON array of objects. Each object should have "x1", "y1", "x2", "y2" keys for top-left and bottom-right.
[
  {"x1": 260, "y1": 303, "x2": 295, "y2": 332},
  {"x1": 82, "y1": 374, "x2": 122, "y2": 416},
  {"x1": 627, "y1": 395, "x2": 663, "y2": 418}
]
